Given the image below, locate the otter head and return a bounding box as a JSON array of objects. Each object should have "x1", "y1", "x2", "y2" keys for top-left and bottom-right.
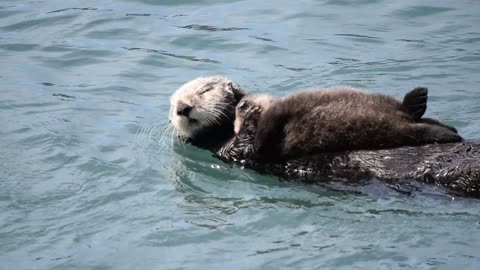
[
  {"x1": 169, "y1": 76, "x2": 245, "y2": 141},
  {"x1": 234, "y1": 94, "x2": 273, "y2": 134}
]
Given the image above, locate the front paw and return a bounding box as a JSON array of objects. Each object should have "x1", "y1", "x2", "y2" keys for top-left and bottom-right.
[
  {"x1": 243, "y1": 144, "x2": 257, "y2": 160},
  {"x1": 242, "y1": 106, "x2": 262, "y2": 129}
]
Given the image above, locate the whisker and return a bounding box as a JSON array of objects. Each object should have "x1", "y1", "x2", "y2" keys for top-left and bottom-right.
[
  {"x1": 213, "y1": 108, "x2": 229, "y2": 120},
  {"x1": 204, "y1": 114, "x2": 215, "y2": 125},
  {"x1": 210, "y1": 108, "x2": 229, "y2": 123},
  {"x1": 158, "y1": 126, "x2": 168, "y2": 142},
  {"x1": 207, "y1": 114, "x2": 220, "y2": 125},
  {"x1": 169, "y1": 127, "x2": 176, "y2": 149},
  {"x1": 159, "y1": 124, "x2": 172, "y2": 145}
]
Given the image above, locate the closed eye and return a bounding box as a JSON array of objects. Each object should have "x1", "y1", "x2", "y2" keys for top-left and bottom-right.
[
  {"x1": 198, "y1": 83, "x2": 215, "y2": 95},
  {"x1": 198, "y1": 88, "x2": 210, "y2": 95},
  {"x1": 238, "y1": 101, "x2": 248, "y2": 111}
]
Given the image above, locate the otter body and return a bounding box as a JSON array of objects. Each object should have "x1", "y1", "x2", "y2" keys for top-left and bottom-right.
[
  {"x1": 235, "y1": 88, "x2": 461, "y2": 161},
  {"x1": 221, "y1": 105, "x2": 480, "y2": 197},
  {"x1": 170, "y1": 77, "x2": 479, "y2": 197}
]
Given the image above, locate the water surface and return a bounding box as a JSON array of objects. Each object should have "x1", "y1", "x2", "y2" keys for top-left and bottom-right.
[{"x1": 1, "y1": 0, "x2": 480, "y2": 269}]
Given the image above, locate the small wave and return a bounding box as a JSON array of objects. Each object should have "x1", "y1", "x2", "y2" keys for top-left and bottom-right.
[
  {"x1": 46, "y1": 7, "x2": 98, "y2": 14},
  {"x1": 123, "y1": 47, "x2": 220, "y2": 64},
  {"x1": 179, "y1": 24, "x2": 249, "y2": 32}
]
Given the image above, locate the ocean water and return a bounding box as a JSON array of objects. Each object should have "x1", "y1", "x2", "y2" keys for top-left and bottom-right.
[{"x1": 1, "y1": 0, "x2": 480, "y2": 269}]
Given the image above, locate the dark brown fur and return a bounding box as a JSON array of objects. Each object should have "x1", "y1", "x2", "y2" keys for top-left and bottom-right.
[
  {"x1": 247, "y1": 88, "x2": 462, "y2": 161},
  {"x1": 217, "y1": 100, "x2": 479, "y2": 198},
  {"x1": 169, "y1": 79, "x2": 479, "y2": 197}
]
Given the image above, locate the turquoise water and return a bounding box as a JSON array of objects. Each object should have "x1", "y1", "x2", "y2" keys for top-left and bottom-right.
[{"x1": 1, "y1": 0, "x2": 480, "y2": 269}]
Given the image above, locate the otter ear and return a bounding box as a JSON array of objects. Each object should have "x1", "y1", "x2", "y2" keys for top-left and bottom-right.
[{"x1": 228, "y1": 81, "x2": 245, "y2": 101}]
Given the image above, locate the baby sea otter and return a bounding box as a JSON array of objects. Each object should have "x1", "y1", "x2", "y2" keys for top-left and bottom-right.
[{"x1": 234, "y1": 87, "x2": 462, "y2": 161}]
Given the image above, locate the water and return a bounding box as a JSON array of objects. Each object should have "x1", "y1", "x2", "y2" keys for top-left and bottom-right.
[{"x1": 1, "y1": 0, "x2": 480, "y2": 269}]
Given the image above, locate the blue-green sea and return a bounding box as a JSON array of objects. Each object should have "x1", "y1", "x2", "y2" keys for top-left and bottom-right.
[{"x1": 1, "y1": 1, "x2": 480, "y2": 269}]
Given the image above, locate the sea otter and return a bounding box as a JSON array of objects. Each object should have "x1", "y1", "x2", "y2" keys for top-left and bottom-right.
[
  {"x1": 234, "y1": 88, "x2": 462, "y2": 161},
  {"x1": 169, "y1": 77, "x2": 480, "y2": 197}
]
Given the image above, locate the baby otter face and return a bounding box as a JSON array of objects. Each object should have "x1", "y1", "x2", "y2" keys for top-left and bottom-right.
[
  {"x1": 170, "y1": 76, "x2": 244, "y2": 139},
  {"x1": 234, "y1": 94, "x2": 273, "y2": 134}
]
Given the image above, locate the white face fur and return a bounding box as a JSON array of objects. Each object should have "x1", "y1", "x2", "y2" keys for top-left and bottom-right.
[{"x1": 169, "y1": 76, "x2": 244, "y2": 139}]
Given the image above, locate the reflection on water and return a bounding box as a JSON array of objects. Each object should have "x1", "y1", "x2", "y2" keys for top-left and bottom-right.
[{"x1": 1, "y1": 0, "x2": 480, "y2": 269}]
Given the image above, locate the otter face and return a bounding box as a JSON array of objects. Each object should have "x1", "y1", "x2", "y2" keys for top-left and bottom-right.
[
  {"x1": 169, "y1": 76, "x2": 245, "y2": 139},
  {"x1": 234, "y1": 94, "x2": 273, "y2": 134}
]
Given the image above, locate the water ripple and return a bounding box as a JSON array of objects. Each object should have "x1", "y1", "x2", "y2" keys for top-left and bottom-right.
[
  {"x1": 46, "y1": 7, "x2": 98, "y2": 14},
  {"x1": 393, "y1": 5, "x2": 455, "y2": 18},
  {"x1": 179, "y1": 24, "x2": 249, "y2": 32},
  {"x1": 123, "y1": 47, "x2": 221, "y2": 63},
  {"x1": 1, "y1": 14, "x2": 78, "y2": 32}
]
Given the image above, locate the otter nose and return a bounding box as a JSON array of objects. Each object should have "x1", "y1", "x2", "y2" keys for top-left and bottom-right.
[{"x1": 177, "y1": 103, "x2": 193, "y2": 117}]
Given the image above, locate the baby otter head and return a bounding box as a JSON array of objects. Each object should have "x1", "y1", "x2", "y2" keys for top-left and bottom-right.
[
  {"x1": 234, "y1": 94, "x2": 273, "y2": 134},
  {"x1": 169, "y1": 76, "x2": 245, "y2": 140}
]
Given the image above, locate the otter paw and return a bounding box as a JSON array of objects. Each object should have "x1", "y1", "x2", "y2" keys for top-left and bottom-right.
[{"x1": 242, "y1": 106, "x2": 262, "y2": 128}]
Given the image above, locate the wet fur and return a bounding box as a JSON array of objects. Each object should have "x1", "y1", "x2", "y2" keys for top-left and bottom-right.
[
  {"x1": 244, "y1": 88, "x2": 462, "y2": 161},
  {"x1": 170, "y1": 78, "x2": 479, "y2": 197},
  {"x1": 218, "y1": 101, "x2": 479, "y2": 197}
]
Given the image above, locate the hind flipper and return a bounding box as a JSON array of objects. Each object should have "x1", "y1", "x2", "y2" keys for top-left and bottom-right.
[
  {"x1": 402, "y1": 87, "x2": 428, "y2": 120},
  {"x1": 416, "y1": 123, "x2": 463, "y2": 144},
  {"x1": 402, "y1": 87, "x2": 459, "y2": 133},
  {"x1": 419, "y1": 117, "x2": 458, "y2": 133}
]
